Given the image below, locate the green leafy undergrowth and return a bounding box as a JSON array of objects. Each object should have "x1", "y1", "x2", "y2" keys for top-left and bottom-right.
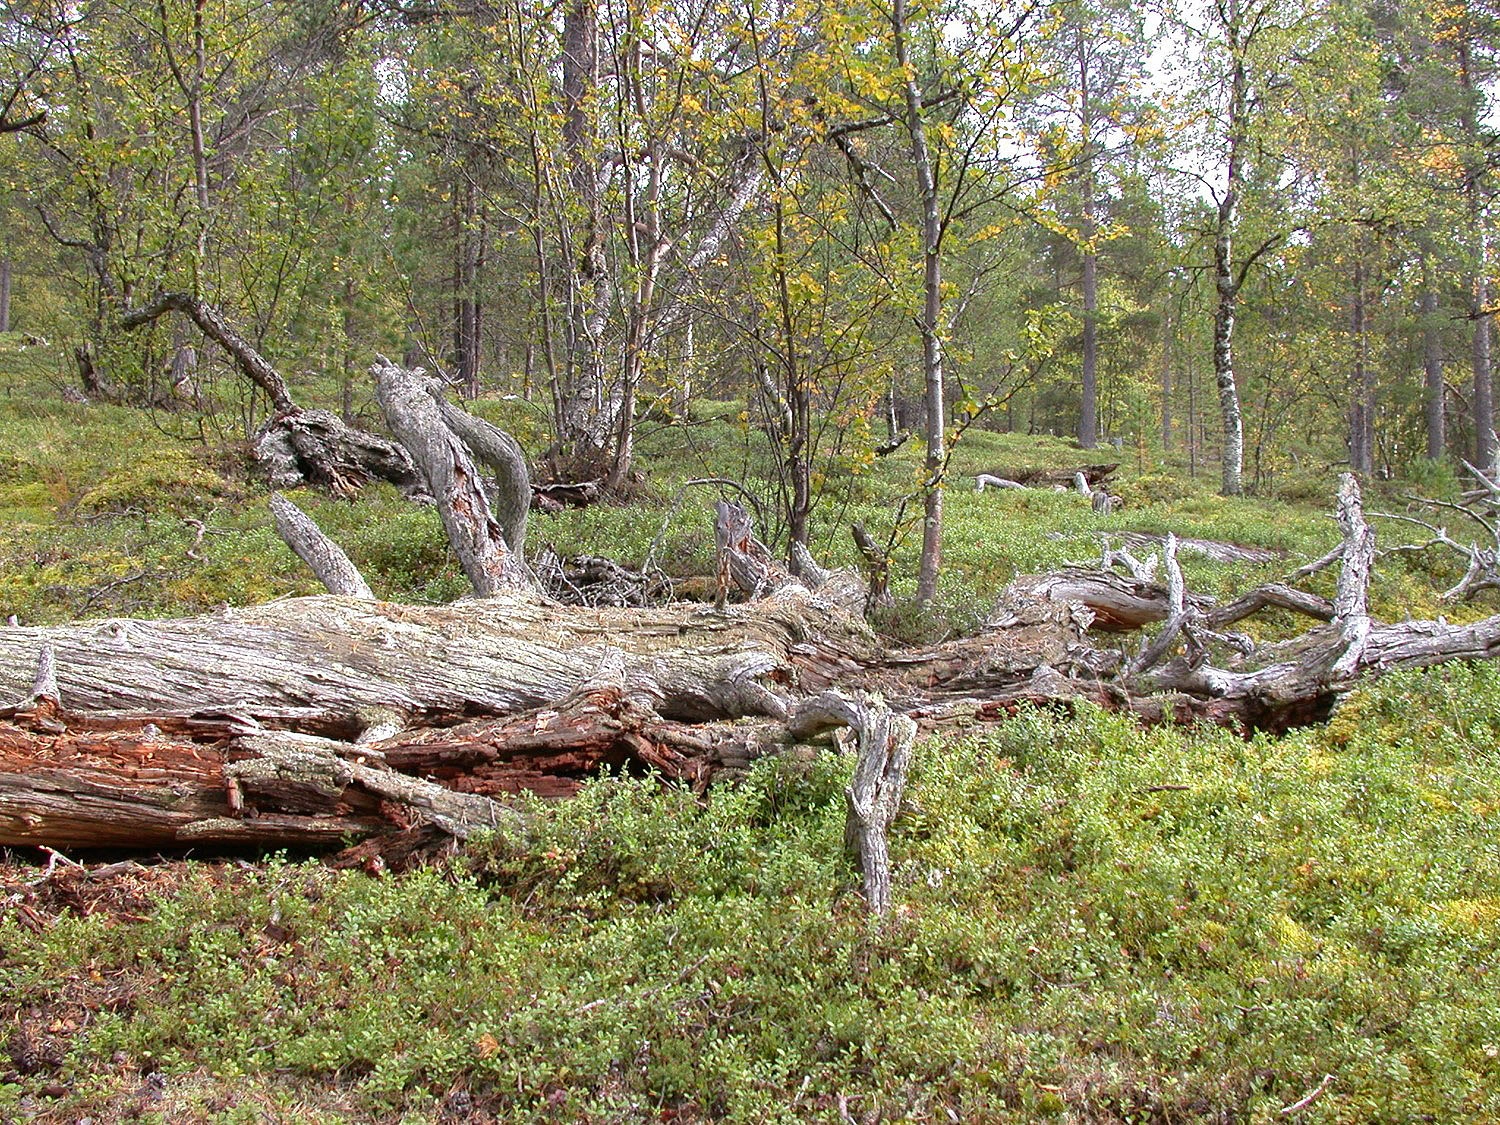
[{"x1": 4, "y1": 665, "x2": 1499, "y2": 1122}]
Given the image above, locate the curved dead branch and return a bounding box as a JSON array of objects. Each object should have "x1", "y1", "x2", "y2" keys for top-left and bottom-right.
[
  {"x1": 270, "y1": 493, "x2": 373, "y2": 599},
  {"x1": 373, "y1": 357, "x2": 534, "y2": 596},
  {"x1": 121, "y1": 291, "x2": 296, "y2": 414}
]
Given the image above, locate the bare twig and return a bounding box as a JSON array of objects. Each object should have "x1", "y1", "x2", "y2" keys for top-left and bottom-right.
[
  {"x1": 26, "y1": 845, "x2": 84, "y2": 885},
  {"x1": 1284, "y1": 544, "x2": 1343, "y2": 584},
  {"x1": 1279, "y1": 1074, "x2": 1334, "y2": 1117},
  {"x1": 76, "y1": 570, "x2": 150, "y2": 616},
  {"x1": 182, "y1": 518, "x2": 206, "y2": 561}
]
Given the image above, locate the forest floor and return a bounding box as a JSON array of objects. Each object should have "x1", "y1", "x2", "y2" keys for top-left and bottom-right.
[{"x1": 1, "y1": 336, "x2": 1498, "y2": 1122}]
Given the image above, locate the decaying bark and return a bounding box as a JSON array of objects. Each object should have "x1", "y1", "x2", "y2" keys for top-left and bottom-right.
[
  {"x1": 254, "y1": 409, "x2": 422, "y2": 499},
  {"x1": 120, "y1": 294, "x2": 423, "y2": 498},
  {"x1": 433, "y1": 398, "x2": 530, "y2": 558},
  {"x1": 532, "y1": 479, "x2": 603, "y2": 513},
  {"x1": 852, "y1": 522, "x2": 893, "y2": 609},
  {"x1": 373, "y1": 357, "x2": 534, "y2": 595},
  {"x1": 5, "y1": 472, "x2": 1500, "y2": 901}
]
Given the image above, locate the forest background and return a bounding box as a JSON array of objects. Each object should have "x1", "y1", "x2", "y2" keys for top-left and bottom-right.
[{"x1": 4, "y1": 0, "x2": 1498, "y2": 546}]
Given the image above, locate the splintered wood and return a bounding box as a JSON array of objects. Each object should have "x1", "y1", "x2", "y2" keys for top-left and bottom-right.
[{"x1": 6, "y1": 472, "x2": 1500, "y2": 896}]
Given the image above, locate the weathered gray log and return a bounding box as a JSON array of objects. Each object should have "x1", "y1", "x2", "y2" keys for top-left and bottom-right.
[
  {"x1": 1205, "y1": 583, "x2": 1334, "y2": 629},
  {"x1": 1130, "y1": 535, "x2": 1188, "y2": 675},
  {"x1": 790, "y1": 690, "x2": 916, "y2": 916},
  {"x1": 0, "y1": 591, "x2": 873, "y2": 733},
  {"x1": 119, "y1": 295, "x2": 422, "y2": 498},
  {"x1": 1119, "y1": 532, "x2": 1278, "y2": 566},
  {"x1": 269, "y1": 493, "x2": 374, "y2": 599},
  {"x1": 713, "y1": 499, "x2": 797, "y2": 604},
  {"x1": 8, "y1": 580, "x2": 1500, "y2": 852},
  {"x1": 228, "y1": 732, "x2": 518, "y2": 839},
  {"x1": 975, "y1": 474, "x2": 1025, "y2": 492},
  {"x1": 790, "y1": 540, "x2": 830, "y2": 586},
  {"x1": 9, "y1": 475, "x2": 1500, "y2": 863},
  {"x1": 1137, "y1": 474, "x2": 1401, "y2": 720},
  {"x1": 1100, "y1": 537, "x2": 1159, "y2": 580},
  {"x1": 373, "y1": 357, "x2": 533, "y2": 595},
  {"x1": 0, "y1": 725, "x2": 391, "y2": 849},
  {"x1": 0, "y1": 663, "x2": 786, "y2": 849},
  {"x1": 993, "y1": 567, "x2": 1205, "y2": 631},
  {"x1": 25, "y1": 643, "x2": 57, "y2": 709},
  {"x1": 789, "y1": 540, "x2": 869, "y2": 613}
]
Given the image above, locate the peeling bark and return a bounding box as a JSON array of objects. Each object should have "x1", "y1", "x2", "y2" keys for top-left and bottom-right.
[
  {"x1": 433, "y1": 397, "x2": 530, "y2": 558},
  {"x1": 4, "y1": 474, "x2": 1500, "y2": 880},
  {"x1": 373, "y1": 357, "x2": 533, "y2": 596}
]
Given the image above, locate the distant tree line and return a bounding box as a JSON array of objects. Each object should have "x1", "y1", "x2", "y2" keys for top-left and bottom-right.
[{"x1": 2, "y1": 0, "x2": 1500, "y2": 591}]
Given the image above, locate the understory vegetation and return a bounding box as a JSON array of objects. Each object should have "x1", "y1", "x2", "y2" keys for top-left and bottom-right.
[
  {"x1": 2, "y1": 342, "x2": 1500, "y2": 1122},
  {"x1": 4, "y1": 667, "x2": 1500, "y2": 1122}
]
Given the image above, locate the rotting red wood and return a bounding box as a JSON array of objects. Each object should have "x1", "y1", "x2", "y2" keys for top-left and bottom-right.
[
  {"x1": 0, "y1": 682, "x2": 768, "y2": 850},
  {"x1": 0, "y1": 723, "x2": 392, "y2": 849},
  {"x1": 3, "y1": 471, "x2": 1496, "y2": 862}
]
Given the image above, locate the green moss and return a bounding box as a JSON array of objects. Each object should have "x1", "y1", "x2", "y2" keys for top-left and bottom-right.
[{"x1": 75, "y1": 448, "x2": 230, "y2": 515}]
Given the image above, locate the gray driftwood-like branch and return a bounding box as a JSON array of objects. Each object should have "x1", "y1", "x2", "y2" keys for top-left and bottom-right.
[
  {"x1": 1205, "y1": 584, "x2": 1333, "y2": 629},
  {"x1": 1375, "y1": 458, "x2": 1500, "y2": 602},
  {"x1": 790, "y1": 690, "x2": 917, "y2": 915},
  {"x1": 433, "y1": 397, "x2": 530, "y2": 558},
  {"x1": 1118, "y1": 532, "x2": 1278, "y2": 566},
  {"x1": 975, "y1": 473, "x2": 1025, "y2": 492},
  {"x1": 120, "y1": 293, "x2": 421, "y2": 498},
  {"x1": 121, "y1": 292, "x2": 297, "y2": 415},
  {"x1": 373, "y1": 356, "x2": 533, "y2": 596},
  {"x1": 269, "y1": 493, "x2": 374, "y2": 599},
  {"x1": 1130, "y1": 535, "x2": 1189, "y2": 676}
]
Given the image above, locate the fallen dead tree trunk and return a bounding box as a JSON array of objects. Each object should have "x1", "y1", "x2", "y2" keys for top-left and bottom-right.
[
  {"x1": 0, "y1": 591, "x2": 875, "y2": 734},
  {"x1": 1116, "y1": 532, "x2": 1279, "y2": 566},
  {"x1": 3, "y1": 471, "x2": 1497, "y2": 901},
  {"x1": 986, "y1": 463, "x2": 1119, "y2": 490}
]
